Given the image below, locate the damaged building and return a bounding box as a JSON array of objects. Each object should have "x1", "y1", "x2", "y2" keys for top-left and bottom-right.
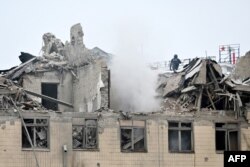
[{"x1": 0, "y1": 23, "x2": 250, "y2": 167}]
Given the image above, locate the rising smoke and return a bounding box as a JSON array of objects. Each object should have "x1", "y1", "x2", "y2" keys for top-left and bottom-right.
[{"x1": 110, "y1": 23, "x2": 160, "y2": 112}]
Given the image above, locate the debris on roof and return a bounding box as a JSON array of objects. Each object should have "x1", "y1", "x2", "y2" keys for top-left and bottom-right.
[
  {"x1": 158, "y1": 58, "x2": 250, "y2": 118},
  {"x1": 0, "y1": 76, "x2": 43, "y2": 110},
  {"x1": 0, "y1": 23, "x2": 112, "y2": 113}
]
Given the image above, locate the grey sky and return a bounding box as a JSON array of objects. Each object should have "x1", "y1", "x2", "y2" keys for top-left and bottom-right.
[{"x1": 0, "y1": 0, "x2": 249, "y2": 69}]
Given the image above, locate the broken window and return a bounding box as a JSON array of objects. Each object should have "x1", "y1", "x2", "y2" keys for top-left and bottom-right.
[
  {"x1": 215, "y1": 123, "x2": 239, "y2": 151},
  {"x1": 120, "y1": 120, "x2": 146, "y2": 152},
  {"x1": 72, "y1": 119, "x2": 98, "y2": 150},
  {"x1": 168, "y1": 121, "x2": 193, "y2": 152},
  {"x1": 41, "y1": 83, "x2": 58, "y2": 110},
  {"x1": 22, "y1": 118, "x2": 49, "y2": 149}
]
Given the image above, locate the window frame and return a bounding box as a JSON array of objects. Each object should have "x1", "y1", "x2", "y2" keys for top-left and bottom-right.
[
  {"x1": 120, "y1": 120, "x2": 147, "y2": 153},
  {"x1": 215, "y1": 122, "x2": 239, "y2": 153},
  {"x1": 21, "y1": 117, "x2": 50, "y2": 151},
  {"x1": 72, "y1": 119, "x2": 99, "y2": 151},
  {"x1": 168, "y1": 121, "x2": 194, "y2": 153}
]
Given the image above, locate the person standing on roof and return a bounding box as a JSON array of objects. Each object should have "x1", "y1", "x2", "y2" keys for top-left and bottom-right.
[{"x1": 170, "y1": 54, "x2": 181, "y2": 72}]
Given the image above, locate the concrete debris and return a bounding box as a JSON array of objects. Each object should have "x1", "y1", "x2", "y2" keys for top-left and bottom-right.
[
  {"x1": 0, "y1": 23, "x2": 111, "y2": 114},
  {"x1": 120, "y1": 110, "x2": 132, "y2": 119},
  {"x1": 42, "y1": 32, "x2": 65, "y2": 59},
  {"x1": 2, "y1": 22, "x2": 250, "y2": 123},
  {"x1": 5, "y1": 57, "x2": 37, "y2": 80},
  {"x1": 0, "y1": 76, "x2": 44, "y2": 110},
  {"x1": 233, "y1": 50, "x2": 250, "y2": 81},
  {"x1": 37, "y1": 128, "x2": 47, "y2": 140},
  {"x1": 64, "y1": 23, "x2": 94, "y2": 66},
  {"x1": 0, "y1": 23, "x2": 112, "y2": 81},
  {"x1": 159, "y1": 58, "x2": 250, "y2": 118}
]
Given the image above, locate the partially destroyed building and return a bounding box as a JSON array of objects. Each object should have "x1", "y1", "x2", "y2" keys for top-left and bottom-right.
[{"x1": 0, "y1": 24, "x2": 250, "y2": 167}]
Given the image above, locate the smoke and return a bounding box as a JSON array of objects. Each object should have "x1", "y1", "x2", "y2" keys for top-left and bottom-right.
[{"x1": 110, "y1": 22, "x2": 160, "y2": 112}]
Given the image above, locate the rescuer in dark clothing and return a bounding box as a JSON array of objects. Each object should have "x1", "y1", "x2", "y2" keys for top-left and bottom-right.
[{"x1": 170, "y1": 54, "x2": 181, "y2": 72}]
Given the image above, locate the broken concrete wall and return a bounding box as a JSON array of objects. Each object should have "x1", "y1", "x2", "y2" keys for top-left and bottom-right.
[
  {"x1": 73, "y1": 60, "x2": 103, "y2": 112},
  {"x1": 100, "y1": 66, "x2": 110, "y2": 108},
  {"x1": 233, "y1": 51, "x2": 250, "y2": 80},
  {"x1": 1, "y1": 23, "x2": 110, "y2": 113},
  {"x1": 22, "y1": 71, "x2": 73, "y2": 112},
  {"x1": 64, "y1": 23, "x2": 94, "y2": 66},
  {"x1": 21, "y1": 60, "x2": 107, "y2": 113}
]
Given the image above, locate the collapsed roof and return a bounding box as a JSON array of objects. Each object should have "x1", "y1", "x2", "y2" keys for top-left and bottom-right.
[
  {"x1": 158, "y1": 58, "x2": 250, "y2": 119},
  {"x1": 0, "y1": 23, "x2": 112, "y2": 81},
  {"x1": 0, "y1": 76, "x2": 43, "y2": 110},
  {"x1": 0, "y1": 23, "x2": 111, "y2": 112}
]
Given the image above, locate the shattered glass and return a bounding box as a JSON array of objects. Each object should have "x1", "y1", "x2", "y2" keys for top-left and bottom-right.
[
  {"x1": 86, "y1": 126, "x2": 97, "y2": 148},
  {"x1": 72, "y1": 126, "x2": 84, "y2": 149},
  {"x1": 121, "y1": 127, "x2": 145, "y2": 152},
  {"x1": 22, "y1": 118, "x2": 49, "y2": 149},
  {"x1": 121, "y1": 129, "x2": 132, "y2": 150},
  {"x1": 36, "y1": 119, "x2": 47, "y2": 125},
  {"x1": 133, "y1": 128, "x2": 145, "y2": 151},
  {"x1": 72, "y1": 119, "x2": 98, "y2": 149},
  {"x1": 35, "y1": 127, "x2": 48, "y2": 148}
]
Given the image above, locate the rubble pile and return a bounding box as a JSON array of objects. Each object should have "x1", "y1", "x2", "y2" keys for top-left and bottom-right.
[
  {"x1": 5, "y1": 52, "x2": 73, "y2": 81},
  {"x1": 0, "y1": 23, "x2": 112, "y2": 113},
  {"x1": 158, "y1": 58, "x2": 250, "y2": 117},
  {"x1": 0, "y1": 23, "x2": 111, "y2": 82},
  {"x1": 0, "y1": 76, "x2": 43, "y2": 110}
]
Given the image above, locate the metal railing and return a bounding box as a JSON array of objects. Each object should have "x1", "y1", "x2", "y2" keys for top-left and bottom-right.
[{"x1": 150, "y1": 56, "x2": 216, "y2": 71}]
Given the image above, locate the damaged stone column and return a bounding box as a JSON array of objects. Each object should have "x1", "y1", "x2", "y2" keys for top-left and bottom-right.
[
  {"x1": 70, "y1": 23, "x2": 85, "y2": 47},
  {"x1": 65, "y1": 23, "x2": 93, "y2": 66}
]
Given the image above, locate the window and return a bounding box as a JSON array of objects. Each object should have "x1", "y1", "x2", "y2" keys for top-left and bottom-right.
[
  {"x1": 120, "y1": 120, "x2": 146, "y2": 152},
  {"x1": 22, "y1": 118, "x2": 49, "y2": 149},
  {"x1": 72, "y1": 119, "x2": 98, "y2": 150},
  {"x1": 168, "y1": 122, "x2": 193, "y2": 152},
  {"x1": 215, "y1": 123, "x2": 239, "y2": 151},
  {"x1": 41, "y1": 83, "x2": 58, "y2": 110}
]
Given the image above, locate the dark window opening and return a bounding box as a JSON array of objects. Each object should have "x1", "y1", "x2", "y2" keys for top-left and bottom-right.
[
  {"x1": 229, "y1": 131, "x2": 238, "y2": 151},
  {"x1": 216, "y1": 131, "x2": 226, "y2": 150},
  {"x1": 41, "y1": 83, "x2": 58, "y2": 110},
  {"x1": 22, "y1": 118, "x2": 49, "y2": 149},
  {"x1": 72, "y1": 119, "x2": 98, "y2": 150},
  {"x1": 120, "y1": 121, "x2": 146, "y2": 152},
  {"x1": 215, "y1": 123, "x2": 239, "y2": 151},
  {"x1": 168, "y1": 121, "x2": 193, "y2": 152}
]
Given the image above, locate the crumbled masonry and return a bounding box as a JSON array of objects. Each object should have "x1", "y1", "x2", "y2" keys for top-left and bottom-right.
[
  {"x1": 0, "y1": 23, "x2": 111, "y2": 113},
  {"x1": 1, "y1": 23, "x2": 250, "y2": 167},
  {"x1": 158, "y1": 58, "x2": 250, "y2": 119}
]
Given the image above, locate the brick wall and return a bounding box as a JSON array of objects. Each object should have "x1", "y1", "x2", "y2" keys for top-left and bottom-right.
[{"x1": 0, "y1": 116, "x2": 249, "y2": 167}]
